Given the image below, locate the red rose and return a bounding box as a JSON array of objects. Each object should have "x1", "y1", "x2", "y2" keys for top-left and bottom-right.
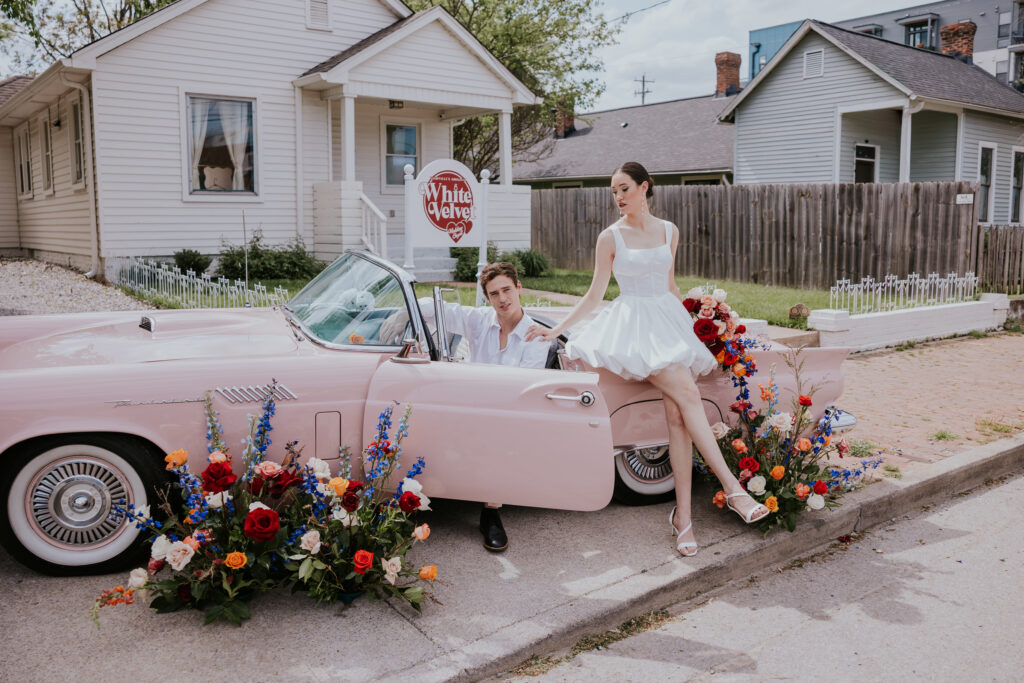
[
  {"x1": 353, "y1": 549, "x2": 374, "y2": 575},
  {"x1": 693, "y1": 318, "x2": 718, "y2": 343},
  {"x1": 148, "y1": 558, "x2": 165, "y2": 574},
  {"x1": 812, "y1": 480, "x2": 828, "y2": 495},
  {"x1": 735, "y1": 324, "x2": 747, "y2": 335},
  {"x1": 799, "y1": 395, "x2": 812, "y2": 407},
  {"x1": 707, "y1": 339, "x2": 725, "y2": 356},
  {"x1": 721, "y1": 351, "x2": 738, "y2": 366},
  {"x1": 243, "y1": 507, "x2": 280, "y2": 542},
  {"x1": 269, "y1": 470, "x2": 301, "y2": 496},
  {"x1": 730, "y1": 400, "x2": 752, "y2": 414},
  {"x1": 201, "y1": 462, "x2": 237, "y2": 494},
  {"x1": 346, "y1": 481, "x2": 364, "y2": 494},
  {"x1": 398, "y1": 491, "x2": 421, "y2": 513},
  {"x1": 737, "y1": 456, "x2": 760, "y2": 472},
  {"x1": 341, "y1": 490, "x2": 361, "y2": 512},
  {"x1": 682, "y1": 298, "x2": 699, "y2": 313},
  {"x1": 249, "y1": 476, "x2": 266, "y2": 496}
]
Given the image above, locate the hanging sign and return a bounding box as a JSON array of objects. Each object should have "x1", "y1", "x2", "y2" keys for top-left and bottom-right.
[{"x1": 405, "y1": 159, "x2": 485, "y2": 249}]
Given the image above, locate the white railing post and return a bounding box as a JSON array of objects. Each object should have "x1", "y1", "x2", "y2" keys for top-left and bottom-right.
[
  {"x1": 403, "y1": 163, "x2": 416, "y2": 274},
  {"x1": 475, "y1": 169, "x2": 491, "y2": 307}
]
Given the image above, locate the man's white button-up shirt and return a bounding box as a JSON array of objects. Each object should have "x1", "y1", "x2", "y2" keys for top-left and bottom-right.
[{"x1": 418, "y1": 298, "x2": 549, "y2": 369}]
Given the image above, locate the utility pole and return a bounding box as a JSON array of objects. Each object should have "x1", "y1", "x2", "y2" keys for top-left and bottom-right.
[{"x1": 634, "y1": 73, "x2": 654, "y2": 105}]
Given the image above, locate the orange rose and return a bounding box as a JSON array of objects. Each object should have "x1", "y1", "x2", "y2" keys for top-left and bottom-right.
[
  {"x1": 348, "y1": 333, "x2": 365, "y2": 344},
  {"x1": 731, "y1": 438, "x2": 749, "y2": 455},
  {"x1": 770, "y1": 465, "x2": 785, "y2": 480},
  {"x1": 225, "y1": 552, "x2": 247, "y2": 569},
  {"x1": 715, "y1": 349, "x2": 726, "y2": 363},
  {"x1": 419, "y1": 565, "x2": 437, "y2": 580},
  {"x1": 765, "y1": 496, "x2": 779, "y2": 513},
  {"x1": 712, "y1": 490, "x2": 727, "y2": 508},
  {"x1": 183, "y1": 535, "x2": 201, "y2": 552},
  {"x1": 795, "y1": 483, "x2": 810, "y2": 500},
  {"x1": 414, "y1": 524, "x2": 430, "y2": 541},
  {"x1": 732, "y1": 364, "x2": 746, "y2": 377},
  {"x1": 164, "y1": 448, "x2": 188, "y2": 470},
  {"x1": 328, "y1": 477, "x2": 349, "y2": 497},
  {"x1": 796, "y1": 438, "x2": 812, "y2": 452}
]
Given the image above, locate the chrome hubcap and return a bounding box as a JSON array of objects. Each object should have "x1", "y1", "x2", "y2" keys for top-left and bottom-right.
[
  {"x1": 27, "y1": 457, "x2": 130, "y2": 549},
  {"x1": 619, "y1": 445, "x2": 672, "y2": 483}
]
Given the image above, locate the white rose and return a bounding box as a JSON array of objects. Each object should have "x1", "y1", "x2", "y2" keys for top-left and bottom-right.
[
  {"x1": 205, "y1": 491, "x2": 231, "y2": 509},
  {"x1": 400, "y1": 479, "x2": 432, "y2": 511},
  {"x1": 714, "y1": 319, "x2": 727, "y2": 335},
  {"x1": 730, "y1": 310, "x2": 740, "y2": 320},
  {"x1": 807, "y1": 493, "x2": 825, "y2": 510},
  {"x1": 331, "y1": 507, "x2": 360, "y2": 527},
  {"x1": 382, "y1": 556, "x2": 402, "y2": 585},
  {"x1": 165, "y1": 541, "x2": 195, "y2": 571},
  {"x1": 128, "y1": 567, "x2": 149, "y2": 589},
  {"x1": 747, "y1": 475, "x2": 767, "y2": 496},
  {"x1": 768, "y1": 412, "x2": 793, "y2": 435},
  {"x1": 713, "y1": 288, "x2": 727, "y2": 303},
  {"x1": 150, "y1": 535, "x2": 172, "y2": 560},
  {"x1": 300, "y1": 530, "x2": 321, "y2": 555},
  {"x1": 686, "y1": 287, "x2": 703, "y2": 299},
  {"x1": 306, "y1": 457, "x2": 332, "y2": 481},
  {"x1": 710, "y1": 422, "x2": 729, "y2": 440},
  {"x1": 248, "y1": 501, "x2": 270, "y2": 512}
]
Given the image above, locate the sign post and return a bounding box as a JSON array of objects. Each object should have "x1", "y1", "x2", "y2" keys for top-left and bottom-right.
[{"x1": 475, "y1": 169, "x2": 490, "y2": 306}]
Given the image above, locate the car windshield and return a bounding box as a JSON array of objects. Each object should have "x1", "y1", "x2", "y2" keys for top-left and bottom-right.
[{"x1": 284, "y1": 254, "x2": 410, "y2": 347}]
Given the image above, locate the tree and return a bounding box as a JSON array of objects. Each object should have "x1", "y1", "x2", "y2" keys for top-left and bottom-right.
[
  {"x1": 404, "y1": 0, "x2": 619, "y2": 178},
  {"x1": 1, "y1": 0, "x2": 175, "y2": 74}
]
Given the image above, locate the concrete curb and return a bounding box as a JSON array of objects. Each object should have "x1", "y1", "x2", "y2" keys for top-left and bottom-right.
[{"x1": 395, "y1": 434, "x2": 1024, "y2": 682}]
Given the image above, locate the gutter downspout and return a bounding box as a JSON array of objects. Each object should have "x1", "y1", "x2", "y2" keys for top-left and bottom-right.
[{"x1": 61, "y1": 73, "x2": 100, "y2": 279}]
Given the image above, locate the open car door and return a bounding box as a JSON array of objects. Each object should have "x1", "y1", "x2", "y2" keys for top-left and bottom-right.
[{"x1": 365, "y1": 359, "x2": 614, "y2": 511}]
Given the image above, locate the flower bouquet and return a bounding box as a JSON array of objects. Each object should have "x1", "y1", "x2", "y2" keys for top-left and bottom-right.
[
  {"x1": 682, "y1": 285, "x2": 755, "y2": 378},
  {"x1": 92, "y1": 387, "x2": 435, "y2": 626}
]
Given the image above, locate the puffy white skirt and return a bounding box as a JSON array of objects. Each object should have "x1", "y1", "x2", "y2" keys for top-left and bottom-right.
[{"x1": 565, "y1": 292, "x2": 719, "y2": 381}]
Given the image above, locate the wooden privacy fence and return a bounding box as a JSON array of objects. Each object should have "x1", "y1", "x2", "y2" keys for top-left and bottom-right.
[
  {"x1": 531, "y1": 182, "x2": 981, "y2": 290},
  {"x1": 977, "y1": 225, "x2": 1024, "y2": 295}
]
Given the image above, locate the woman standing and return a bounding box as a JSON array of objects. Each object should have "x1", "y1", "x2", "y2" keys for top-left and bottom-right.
[{"x1": 526, "y1": 162, "x2": 768, "y2": 556}]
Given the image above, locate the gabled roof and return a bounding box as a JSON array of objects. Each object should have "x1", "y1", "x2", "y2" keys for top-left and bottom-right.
[
  {"x1": 514, "y1": 94, "x2": 735, "y2": 181},
  {"x1": 0, "y1": 75, "x2": 34, "y2": 107},
  {"x1": 303, "y1": 13, "x2": 417, "y2": 76},
  {"x1": 719, "y1": 19, "x2": 1024, "y2": 122}
]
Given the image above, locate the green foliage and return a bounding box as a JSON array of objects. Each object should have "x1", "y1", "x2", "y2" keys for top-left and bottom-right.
[
  {"x1": 499, "y1": 248, "x2": 550, "y2": 277},
  {"x1": 450, "y1": 242, "x2": 498, "y2": 282},
  {"x1": 173, "y1": 249, "x2": 212, "y2": 275},
  {"x1": 932, "y1": 430, "x2": 958, "y2": 441},
  {"x1": 216, "y1": 231, "x2": 325, "y2": 281}
]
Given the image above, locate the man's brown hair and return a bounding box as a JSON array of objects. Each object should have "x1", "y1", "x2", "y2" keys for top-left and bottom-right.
[{"x1": 480, "y1": 261, "x2": 520, "y2": 290}]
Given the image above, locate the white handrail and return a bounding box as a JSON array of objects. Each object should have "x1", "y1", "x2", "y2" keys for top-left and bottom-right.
[{"x1": 359, "y1": 192, "x2": 387, "y2": 257}]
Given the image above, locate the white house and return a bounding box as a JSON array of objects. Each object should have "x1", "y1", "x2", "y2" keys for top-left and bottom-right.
[{"x1": 0, "y1": 0, "x2": 537, "y2": 279}]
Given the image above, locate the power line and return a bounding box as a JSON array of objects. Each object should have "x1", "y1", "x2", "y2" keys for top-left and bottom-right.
[{"x1": 612, "y1": 0, "x2": 673, "y2": 23}]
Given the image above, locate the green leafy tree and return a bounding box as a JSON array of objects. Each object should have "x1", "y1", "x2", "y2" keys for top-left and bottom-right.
[
  {"x1": 405, "y1": 0, "x2": 619, "y2": 178},
  {"x1": 1, "y1": 0, "x2": 175, "y2": 73}
]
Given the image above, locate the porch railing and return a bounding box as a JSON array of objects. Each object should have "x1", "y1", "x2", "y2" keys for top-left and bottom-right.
[
  {"x1": 829, "y1": 271, "x2": 979, "y2": 315},
  {"x1": 359, "y1": 192, "x2": 387, "y2": 256}
]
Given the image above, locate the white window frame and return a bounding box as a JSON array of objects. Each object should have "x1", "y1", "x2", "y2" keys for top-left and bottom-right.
[
  {"x1": 37, "y1": 111, "x2": 54, "y2": 195},
  {"x1": 14, "y1": 122, "x2": 32, "y2": 199},
  {"x1": 977, "y1": 141, "x2": 998, "y2": 224},
  {"x1": 854, "y1": 143, "x2": 880, "y2": 183},
  {"x1": 1010, "y1": 145, "x2": 1024, "y2": 224},
  {"x1": 803, "y1": 49, "x2": 824, "y2": 79},
  {"x1": 305, "y1": 0, "x2": 331, "y2": 31},
  {"x1": 178, "y1": 87, "x2": 263, "y2": 203},
  {"x1": 68, "y1": 94, "x2": 86, "y2": 190},
  {"x1": 380, "y1": 117, "x2": 420, "y2": 194}
]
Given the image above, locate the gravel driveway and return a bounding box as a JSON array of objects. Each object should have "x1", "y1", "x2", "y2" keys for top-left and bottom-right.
[{"x1": 0, "y1": 258, "x2": 151, "y2": 315}]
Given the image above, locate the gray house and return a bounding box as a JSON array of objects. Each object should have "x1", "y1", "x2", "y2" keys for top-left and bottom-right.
[{"x1": 719, "y1": 19, "x2": 1024, "y2": 224}]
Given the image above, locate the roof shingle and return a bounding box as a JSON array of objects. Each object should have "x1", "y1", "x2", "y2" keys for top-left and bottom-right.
[{"x1": 0, "y1": 75, "x2": 34, "y2": 108}]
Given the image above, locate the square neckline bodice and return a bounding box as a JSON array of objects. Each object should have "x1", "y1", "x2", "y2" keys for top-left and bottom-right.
[{"x1": 611, "y1": 220, "x2": 671, "y2": 252}]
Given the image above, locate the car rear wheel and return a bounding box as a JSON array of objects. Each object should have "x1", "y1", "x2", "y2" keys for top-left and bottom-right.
[{"x1": 0, "y1": 434, "x2": 164, "y2": 576}]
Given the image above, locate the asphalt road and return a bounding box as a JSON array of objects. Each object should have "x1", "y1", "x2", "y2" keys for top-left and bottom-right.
[{"x1": 505, "y1": 473, "x2": 1024, "y2": 682}]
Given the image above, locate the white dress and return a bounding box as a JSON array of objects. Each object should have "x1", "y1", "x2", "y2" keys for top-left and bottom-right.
[{"x1": 565, "y1": 220, "x2": 718, "y2": 381}]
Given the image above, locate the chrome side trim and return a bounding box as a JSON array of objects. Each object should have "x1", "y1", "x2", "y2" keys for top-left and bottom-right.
[{"x1": 214, "y1": 383, "x2": 299, "y2": 405}]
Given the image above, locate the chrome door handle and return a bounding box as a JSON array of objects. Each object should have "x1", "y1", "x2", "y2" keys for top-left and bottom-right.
[{"x1": 545, "y1": 390, "x2": 595, "y2": 407}]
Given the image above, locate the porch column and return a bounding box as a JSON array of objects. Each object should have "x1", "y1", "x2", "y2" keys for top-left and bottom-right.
[
  {"x1": 499, "y1": 110, "x2": 512, "y2": 185},
  {"x1": 899, "y1": 105, "x2": 913, "y2": 182},
  {"x1": 342, "y1": 94, "x2": 356, "y2": 181}
]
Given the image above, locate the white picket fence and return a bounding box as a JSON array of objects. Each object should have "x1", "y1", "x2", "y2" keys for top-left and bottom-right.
[
  {"x1": 106, "y1": 257, "x2": 290, "y2": 309},
  {"x1": 829, "y1": 272, "x2": 979, "y2": 315}
]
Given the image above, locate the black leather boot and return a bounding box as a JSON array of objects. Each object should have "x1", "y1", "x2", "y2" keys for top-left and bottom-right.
[{"x1": 479, "y1": 506, "x2": 508, "y2": 552}]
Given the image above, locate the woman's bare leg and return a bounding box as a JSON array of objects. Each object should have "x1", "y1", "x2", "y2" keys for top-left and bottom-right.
[
  {"x1": 648, "y1": 366, "x2": 767, "y2": 522},
  {"x1": 662, "y1": 398, "x2": 695, "y2": 547}
]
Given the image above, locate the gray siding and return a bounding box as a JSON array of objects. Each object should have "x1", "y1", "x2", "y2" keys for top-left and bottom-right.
[
  {"x1": 839, "y1": 109, "x2": 900, "y2": 183},
  {"x1": 910, "y1": 110, "x2": 958, "y2": 181},
  {"x1": 734, "y1": 32, "x2": 904, "y2": 184},
  {"x1": 961, "y1": 109, "x2": 1024, "y2": 223}
]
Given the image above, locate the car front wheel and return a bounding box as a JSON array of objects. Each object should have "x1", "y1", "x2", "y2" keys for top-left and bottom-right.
[{"x1": 0, "y1": 434, "x2": 164, "y2": 575}]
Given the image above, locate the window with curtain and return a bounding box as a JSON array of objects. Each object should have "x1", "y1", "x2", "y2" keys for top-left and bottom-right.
[
  {"x1": 188, "y1": 96, "x2": 255, "y2": 193},
  {"x1": 15, "y1": 123, "x2": 32, "y2": 198},
  {"x1": 384, "y1": 123, "x2": 417, "y2": 185},
  {"x1": 979, "y1": 146, "x2": 994, "y2": 222},
  {"x1": 39, "y1": 113, "x2": 53, "y2": 192}
]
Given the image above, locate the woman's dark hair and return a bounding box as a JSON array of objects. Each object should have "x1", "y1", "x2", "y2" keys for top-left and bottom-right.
[{"x1": 613, "y1": 161, "x2": 654, "y2": 199}]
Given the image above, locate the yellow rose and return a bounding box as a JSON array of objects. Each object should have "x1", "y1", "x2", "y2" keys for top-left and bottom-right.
[
  {"x1": 732, "y1": 363, "x2": 746, "y2": 377},
  {"x1": 328, "y1": 477, "x2": 349, "y2": 497},
  {"x1": 765, "y1": 496, "x2": 779, "y2": 513},
  {"x1": 770, "y1": 465, "x2": 785, "y2": 480},
  {"x1": 225, "y1": 552, "x2": 247, "y2": 570},
  {"x1": 419, "y1": 565, "x2": 437, "y2": 580},
  {"x1": 164, "y1": 448, "x2": 189, "y2": 470}
]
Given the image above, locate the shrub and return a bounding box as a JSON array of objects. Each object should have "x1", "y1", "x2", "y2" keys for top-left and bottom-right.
[
  {"x1": 450, "y1": 243, "x2": 498, "y2": 282},
  {"x1": 450, "y1": 244, "x2": 548, "y2": 281},
  {"x1": 510, "y1": 248, "x2": 550, "y2": 277},
  {"x1": 216, "y1": 231, "x2": 326, "y2": 280},
  {"x1": 173, "y1": 249, "x2": 212, "y2": 275}
]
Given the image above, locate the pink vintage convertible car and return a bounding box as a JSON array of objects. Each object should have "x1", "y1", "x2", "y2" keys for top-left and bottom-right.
[{"x1": 0, "y1": 251, "x2": 851, "y2": 574}]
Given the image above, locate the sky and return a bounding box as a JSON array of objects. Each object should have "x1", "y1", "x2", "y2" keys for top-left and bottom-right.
[{"x1": 589, "y1": 0, "x2": 910, "y2": 112}]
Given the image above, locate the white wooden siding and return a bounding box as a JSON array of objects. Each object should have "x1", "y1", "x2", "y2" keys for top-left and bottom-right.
[
  {"x1": 839, "y1": 109, "x2": 900, "y2": 183},
  {"x1": 90, "y1": 0, "x2": 399, "y2": 257},
  {"x1": 734, "y1": 33, "x2": 904, "y2": 184},
  {"x1": 961, "y1": 110, "x2": 1024, "y2": 223},
  {"x1": 910, "y1": 110, "x2": 958, "y2": 182},
  {"x1": 0, "y1": 127, "x2": 19, "y2": 248}
]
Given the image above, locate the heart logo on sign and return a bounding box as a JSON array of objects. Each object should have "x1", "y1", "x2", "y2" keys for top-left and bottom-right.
[
  {"x1": 446, "y1": 220, "x2": 472, "y2": 243},
  {"x1": 422, "y1": 170, "x2": 474, "y2": 244}
]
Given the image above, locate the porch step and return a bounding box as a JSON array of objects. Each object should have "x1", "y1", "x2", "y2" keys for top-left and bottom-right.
[{"x1": 384, "y1": 244, "x2": 456, "y2": 281}]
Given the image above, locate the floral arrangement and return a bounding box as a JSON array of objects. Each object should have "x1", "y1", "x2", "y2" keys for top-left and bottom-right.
[
  {"x1": 91, "y1": 387, "x2": 434, "y2": 626},
  {"x1": 682, "y1": 285, "x2": 756, "y2": 379},
  {"x1": 708, "y1": 353, "x2": 881, "y2": 533}
]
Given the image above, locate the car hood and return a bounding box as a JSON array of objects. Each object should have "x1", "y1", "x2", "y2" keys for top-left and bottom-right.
[{"x1": 0, "y1": 308, "x2": 299, "y2": 369}]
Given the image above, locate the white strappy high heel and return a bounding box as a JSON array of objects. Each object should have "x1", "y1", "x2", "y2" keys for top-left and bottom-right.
[
  {"x1": 725, "y1": 492, "x2": 770, "y2": 524},
  {"x1": 669, "y1": 506, "x2": 698, "y2": 557}
]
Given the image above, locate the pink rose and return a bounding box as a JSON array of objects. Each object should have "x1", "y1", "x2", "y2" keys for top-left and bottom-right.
[
  {"x1": 700, "y1": 295, "x2": 715, "y2": 308},
  {"x1": 739, "y1": 469, "x2": 753, "y2": 484},
  {"x1": 718, "y1": 303, "x2": 731, "y2": 314},
  {"x1": 208, "y1": 450, "x2": 227, "y2": 463},
  {"x1": 699, "y1": 305, "x2": 715, "y2": 319},
  {"x1": 254, "y1": 461, "x2": 282, "y2": 478}
]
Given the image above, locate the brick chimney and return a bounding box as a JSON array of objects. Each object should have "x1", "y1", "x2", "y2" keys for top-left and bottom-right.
[
  {"x1": 554, "y1": 102, "x2": 575, "y2": 139},
  {"x1": 940, "y1": 21, "x2": 977, "y2": 61},
  {"x1": 715, "y1": 51, "x2": 742, "y2": 97}
]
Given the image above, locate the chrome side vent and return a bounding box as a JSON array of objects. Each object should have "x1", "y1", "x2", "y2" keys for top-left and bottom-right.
[
  {"x1": 215, "y1": 383, "x2": 298, "y2": 404},
  {"x1": 139, "y1": 315, "x2": 154, "y2": 332}
]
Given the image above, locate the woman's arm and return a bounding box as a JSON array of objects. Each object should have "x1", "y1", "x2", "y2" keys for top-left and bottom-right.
[{"x1": 525, "y1": 229, "x2": 616, "y2": 342}]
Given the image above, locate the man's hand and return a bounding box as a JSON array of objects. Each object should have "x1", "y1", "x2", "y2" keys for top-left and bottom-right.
[{"x1": 378, "y1": 309, "x2": 410, "y2": 345}]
